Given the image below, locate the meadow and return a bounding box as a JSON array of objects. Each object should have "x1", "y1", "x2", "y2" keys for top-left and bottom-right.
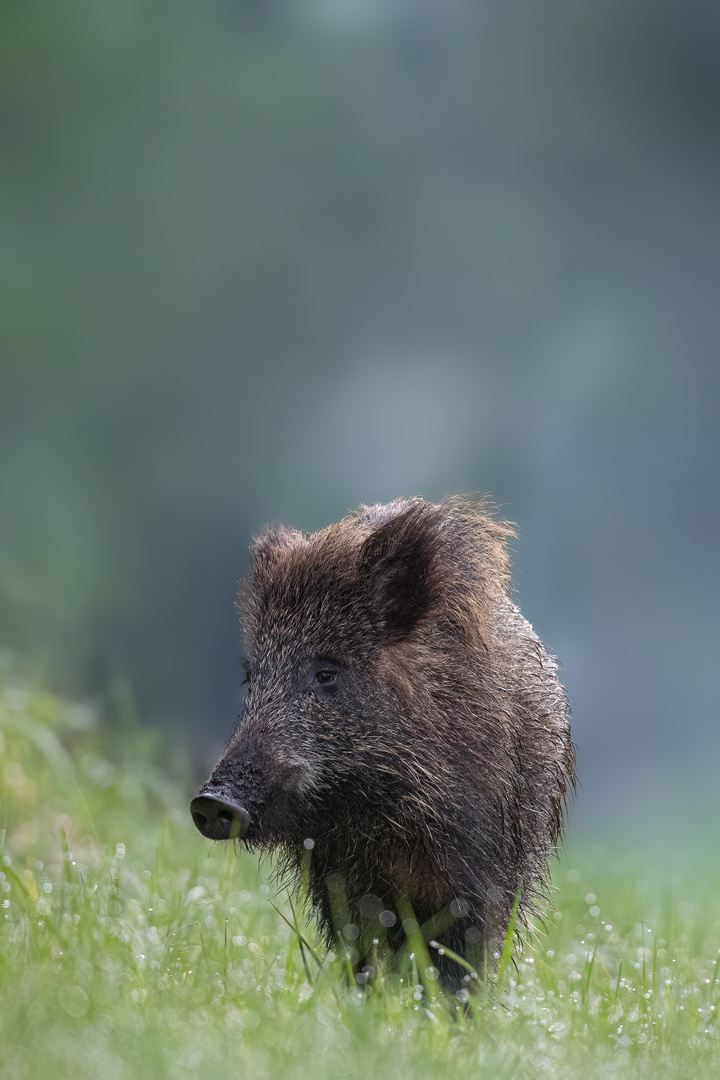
[{"x1": 1, "y1": 656, "x2": 718, "y2": 1079}]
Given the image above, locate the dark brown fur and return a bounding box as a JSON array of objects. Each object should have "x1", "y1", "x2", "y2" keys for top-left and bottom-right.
[{"x1": 196, "y1": 497, "x2": 575, "y2": 988}]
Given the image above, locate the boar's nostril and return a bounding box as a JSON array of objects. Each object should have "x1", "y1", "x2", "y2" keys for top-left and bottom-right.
[{"x1": 190, "y1": 794, "x2": 250, "y2": 841}]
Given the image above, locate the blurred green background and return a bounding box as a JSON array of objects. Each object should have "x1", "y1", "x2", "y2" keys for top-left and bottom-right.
[{"x1": 1, "y1": 0, "x2": 718, "y2": 839}]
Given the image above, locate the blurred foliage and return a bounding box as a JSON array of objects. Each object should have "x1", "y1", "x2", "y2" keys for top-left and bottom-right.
[
  {"x1": 0, "y1": 652, "x2": 182, "y2": 864},
  {"x1": 0, "y1": 1, "x2": 719, "y2": 828}
]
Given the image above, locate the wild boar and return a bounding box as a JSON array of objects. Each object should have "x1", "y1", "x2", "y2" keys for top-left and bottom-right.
[{"x1": 191, "y1": 497, "x2": 574, "y2": 987}]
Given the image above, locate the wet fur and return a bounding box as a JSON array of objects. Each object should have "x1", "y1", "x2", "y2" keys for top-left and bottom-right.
[{"x1": 199, "y1": 497, "x2": 575, "y2": 988}]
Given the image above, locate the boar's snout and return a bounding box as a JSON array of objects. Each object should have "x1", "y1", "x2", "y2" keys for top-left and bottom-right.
[{"x1": 190, "y1": 793, "x2": 250, "y2": 841}]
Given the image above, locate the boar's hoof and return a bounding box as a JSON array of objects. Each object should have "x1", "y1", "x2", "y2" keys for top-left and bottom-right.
[{"x1": 190, "y1": 794, "x2": 250, "y2": 840}]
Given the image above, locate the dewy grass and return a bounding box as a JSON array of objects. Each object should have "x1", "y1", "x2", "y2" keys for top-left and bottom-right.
[{"x1": 1, "y1": 662, "x2": 719, "y2": 1079}]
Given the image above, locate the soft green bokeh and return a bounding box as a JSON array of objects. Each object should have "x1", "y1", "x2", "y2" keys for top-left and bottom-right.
[{"x1": 1, "y1": 1, "x2": 719, "y2": 834}]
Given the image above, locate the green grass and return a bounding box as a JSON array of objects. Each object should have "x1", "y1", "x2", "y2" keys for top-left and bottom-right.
[{"x1": 1, "y1": 659, "x2": 718, "y2": 1079}]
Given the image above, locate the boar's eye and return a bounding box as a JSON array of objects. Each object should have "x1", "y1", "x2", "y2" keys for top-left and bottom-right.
[{"x1": 313, "y1": 669, "x2": 338, "y2": 687}]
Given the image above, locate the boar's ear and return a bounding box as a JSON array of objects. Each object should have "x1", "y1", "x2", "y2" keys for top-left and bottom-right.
[{"x1": 359, "y1": 503, "x2": 441, "y2": 640}]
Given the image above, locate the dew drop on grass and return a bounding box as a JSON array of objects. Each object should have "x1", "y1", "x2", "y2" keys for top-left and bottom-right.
[{"x1": 449, "y1": 898, "x2": 469, "y2": 917}]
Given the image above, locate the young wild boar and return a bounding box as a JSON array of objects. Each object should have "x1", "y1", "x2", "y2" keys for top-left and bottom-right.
[{"x1": 191, "y1": 497, "x2": 575, "y2": 988}]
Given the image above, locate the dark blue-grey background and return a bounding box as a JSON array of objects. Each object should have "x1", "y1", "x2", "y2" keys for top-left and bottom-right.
[{"x1": 2, "y1": 0, "x2": 718, "y2": 839}]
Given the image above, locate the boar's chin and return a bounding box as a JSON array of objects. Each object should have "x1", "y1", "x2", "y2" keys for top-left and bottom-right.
[
  {"x1": 244, "y1": 776, "x2": 320, "y2": 847},
  {"x1": 244, "y1": 802, "x2": 305, "y2": 849}
]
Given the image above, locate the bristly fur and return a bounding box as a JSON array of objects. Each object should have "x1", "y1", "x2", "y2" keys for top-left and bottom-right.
[{"x1": 198, "y1": 496, "x2": 575, "y2": 989}]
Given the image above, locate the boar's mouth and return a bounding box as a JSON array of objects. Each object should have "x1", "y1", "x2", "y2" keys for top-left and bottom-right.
[{"x1": 190, "y1": 793, "x2": 250, "y2": 841}]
